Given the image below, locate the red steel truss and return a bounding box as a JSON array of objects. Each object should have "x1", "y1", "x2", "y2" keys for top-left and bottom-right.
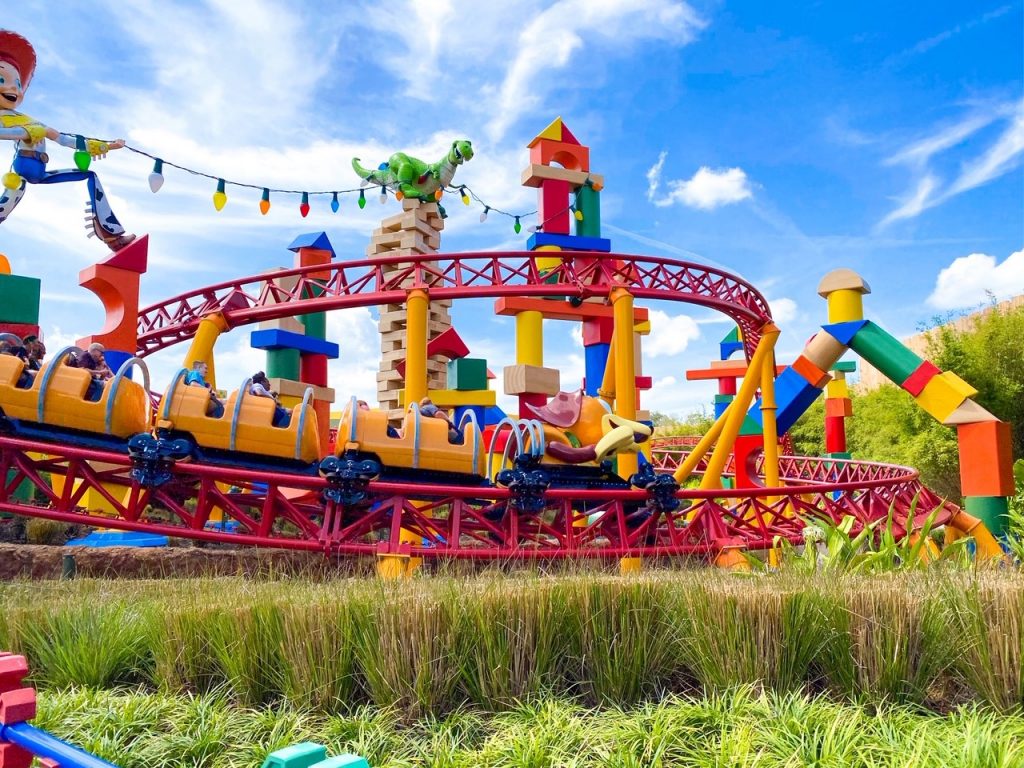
[
  {"x1": 0, "y1": 435, "x2": 955, "y2": 560},
  {"x1": 135, "y1": 252, "x2": 773, "y2": 358}
]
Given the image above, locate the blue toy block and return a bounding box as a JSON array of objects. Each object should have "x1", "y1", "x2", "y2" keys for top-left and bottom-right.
[
  {"x1": 261, "y1": 742, "x2": 328, "y2": 768},
  {"x1": 454, "y1": 405, "x2": 486, "y2": 429},
  {"x1": 483, "y1": 405, "x2": 507, "y2": 426},
  {"x1": 66, "y1": 531, "x2": 168, "y2": 548},
  {"x1": 719, "y1": 340, "x2": 744, "y2": 360},
  {"x1": 584, "y1": 343, "x2": 610, "y2": 396},
  {"x1": 250, "y1": 329, "x2": 340, "y2": 359},
  {"x1": 311, "y1": 756, "x2": 369, "y2": 768},
  {"x1": 820, "y1": 320, "x2": 867, "y2": 347},
  {"x1": 287, "y1": 232, "x2": 335, "y2": 255},
  {"x1": 527, "y1": 232, "x2": 612, "y2": 252},
  {"x1": 748, "y1": 367, "x2": 824, "y2": 434}
]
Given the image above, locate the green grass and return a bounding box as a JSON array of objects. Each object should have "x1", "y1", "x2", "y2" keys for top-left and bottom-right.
[
  {"x1": 1, "y1": 569, "x2": 1021, "y2": 714},
  {"x1": 32, "y1": 686, "x2": 1024, "y2": 768}
]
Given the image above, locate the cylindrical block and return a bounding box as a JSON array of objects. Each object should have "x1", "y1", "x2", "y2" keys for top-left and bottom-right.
[
  {"x1": 300, "y1": 353, "x2": 328, "y2": 387},
  {"x1": 516, "y1": 310, "x2": 544, "y2": 367},
  {"x1": 826, "y1": 289, "x2": 864, "y2": 323},
  {"x1": 403, "y1": 289, "x2": 429, "y2": 409},
  {"x1": 267, "y1": 348, "x2": 300, "y2": 380},
  {"x1": 611, "y1": 287, "x2": 637, "y2": 478}
]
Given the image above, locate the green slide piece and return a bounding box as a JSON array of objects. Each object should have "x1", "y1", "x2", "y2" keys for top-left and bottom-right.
[{"x1": 847, "y1": 321, "x2": 923, "y2": 384}]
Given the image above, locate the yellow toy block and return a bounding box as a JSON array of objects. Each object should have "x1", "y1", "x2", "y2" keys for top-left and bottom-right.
[
  {"x1": 634, "y1": 320, "x2": 651, "y2": 334},
  {"x1": 825, "y1": 377, "x2": 849, "y2": 399},
  {"x1": 397, "y1": 388, "x2": 497, "y2": 407},
  {"x1": 504, "y1": 364, "x2": 561, "y2": 396},
  {"x1": 914, "y1": 371, "x2": 978, "y2": 422}
]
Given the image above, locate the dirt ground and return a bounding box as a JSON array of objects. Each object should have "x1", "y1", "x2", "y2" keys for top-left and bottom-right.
[{"x1": 0, "y1": 541, "x2": 360, "y2": 580}]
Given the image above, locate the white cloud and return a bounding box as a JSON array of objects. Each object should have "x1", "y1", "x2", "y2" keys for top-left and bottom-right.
[
  {"x1": 645, "y1": 309, "x2": 700, "y2": 357},
  {"x1": 878, "y1": 100, "x2": 1023, "y2": 227},
  {"x1": 650, "y1": 165, "x2": 753, "y2": 210},
  {"x1": 646, "y1": 151, "x2": 667, "y2": 200},
  {"x1": 927, "y1": 250, "x2": 1024, "y2": 309},
  {"x1": 768, "y1": 297, "x2": 799, "y2": 325}
]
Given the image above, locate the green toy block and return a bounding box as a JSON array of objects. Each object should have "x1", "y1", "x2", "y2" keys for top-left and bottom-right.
[
  {"x1": 301, "y1": 311, "x2": 326, "y2": 340},
  {"x1": 847, "y1": 321, "x2": 922, "y2": 385},
  {"x1": 964, "y1": 495, "x2": 1009, "y2": 538},
  {"x1": 311, "y1": 757, "x2": 370, "y2": 768},
  {"x1": 831, "y1": 360, "x2": 857, "y2": 373},
  {"x1": 713, "y1": 394, "x2": 734, "y2": 404},
  {"x1": 447, "y1": 357, "x2": 488, "y2": 391},
  {"x1": 261, "y1": 742, "x2": 328, "y2": 768},
  {"x1": 0, "y1": 274, "x2": 40, "y2": 325},
  {"x1": 574, "y1": 183, "x2": 602, "y2": 238},
  {"x1": 825, "y1": 451, "x2": 852, "y2": 460},
  {"x1": 738, "y1": 414, "x2": 763, "y2": 436},
  {"x1": 267, "y1": 348, "x2": 301, "y2": 380}
]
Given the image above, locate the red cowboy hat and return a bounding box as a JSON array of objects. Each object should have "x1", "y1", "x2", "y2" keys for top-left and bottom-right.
[{"x1": 0, "y1": 31, "x2": 37, "y2": 87}]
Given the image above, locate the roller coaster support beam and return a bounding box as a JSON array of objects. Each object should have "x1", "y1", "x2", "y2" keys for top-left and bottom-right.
[
  {"x1": 183, "y1": 312, "x2": 229, "y2": 390},
  {"x1": 701, "y1": 323, "x2": 780, "y2": 491},
  {"x1": 403, "y1": 289, "x2": 429, "y2": 411},
  {"x1": 760, "y1": 343, "x2": 781, "y2": 506}
]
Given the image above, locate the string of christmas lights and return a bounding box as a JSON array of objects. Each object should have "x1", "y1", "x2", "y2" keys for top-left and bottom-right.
[{"x1": 123, "y1": 144, "x2": 594, "y2": 234}]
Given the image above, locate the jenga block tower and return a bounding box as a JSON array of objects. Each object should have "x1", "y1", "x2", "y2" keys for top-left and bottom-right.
[{"x1": 371, "y1": 198, "x2": 451, "y2": 421}]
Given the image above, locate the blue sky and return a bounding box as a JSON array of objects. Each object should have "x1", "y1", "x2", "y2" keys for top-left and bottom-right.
[{"x1": 2, "y1": 0, "x2": 1021, "y2": 417}]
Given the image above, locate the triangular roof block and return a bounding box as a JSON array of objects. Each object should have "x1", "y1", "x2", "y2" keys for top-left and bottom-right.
[
  {"x1": 528, "y1": 117, "x2": 582, "y2": 148},
  {"x1": 99, "y1": 234, "x2": 149, "y2": 273},
  {"x1": 288, "y1": 232, "x2": 335, "y2": 255}
]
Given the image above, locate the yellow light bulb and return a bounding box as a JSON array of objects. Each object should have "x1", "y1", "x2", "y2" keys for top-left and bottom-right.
[
  {"x1": 2, "y1": 172, "x2": 22, "y2": 190},
  {"x1": 574, "y1": 209, "x2": 584, "y2": 221},
  {"x1": 213, "y1": 191, "x2": 227, "y2": 211}
]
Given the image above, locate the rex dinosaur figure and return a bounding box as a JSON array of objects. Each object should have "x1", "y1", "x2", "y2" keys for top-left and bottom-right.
[{"x1": 351, "y1": 139, "x2": 473, "y2": 215}]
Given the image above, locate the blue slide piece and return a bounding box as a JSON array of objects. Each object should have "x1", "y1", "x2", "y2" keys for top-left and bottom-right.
[
  {"x1": 584, "y1": 343, "x2": 610, "y2": 396},
  {"x1": 527, "y1": 232, "x2": 612, "y2": 252},
  {"x1": 250, "y1": 329, "x2": 340, "y2": 359},
  {"x1": 748, "y1": 367, "x2": 824, "y2": 434},
  {"x1": 1, "y1": 721, "x2": 120, "y2": 768},
  {"x1": 820, "y1": 320, "x2": 867, "y2": 347}
]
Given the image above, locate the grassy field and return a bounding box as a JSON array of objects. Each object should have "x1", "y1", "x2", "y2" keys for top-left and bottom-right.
[
  {"x1": 34, "y1": 686, "x2": 1024, "y2": 768},
  {"x1": 2, "y1": 568, "x2": 1021, "y2": 715}
]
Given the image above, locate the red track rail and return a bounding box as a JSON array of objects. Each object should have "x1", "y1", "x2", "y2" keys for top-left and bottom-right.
[
  {"x1": 0, "y1": 435, "x2": 955, "y2": 559},
  {"x1": 136, "y1": 252, "x2": 773, "y2": 358}
]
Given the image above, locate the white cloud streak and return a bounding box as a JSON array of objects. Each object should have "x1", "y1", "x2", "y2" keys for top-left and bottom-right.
[{"x1": 927, "y1": 249, "x2": 1024, "y2": 309}]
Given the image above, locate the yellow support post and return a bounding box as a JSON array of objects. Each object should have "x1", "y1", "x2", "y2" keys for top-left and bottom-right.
[
  {"x1": 183, "y1": 312, "x2": 229, "y2": 389},
  {"x1": 700, "y1": 324, "x2": 780, "y2": 490},
  {"x1": 817, "y1": 269, "x2": 870, "y2": 324},
  {"x1": 611, "y1": 288, "x2": 638, "y2": 479},
  {"x1": 403, "y1": 288, "x2": 429, "y2": 411},
  {"x1": 760, "y1": 346, "x2": 781, "y2": 510},
  {"x1": 611, "y1": 287, "x2": 640, "y2": 574},
  {"x1": 515, "y1": 310, "x2": 544, "y2": 366}
]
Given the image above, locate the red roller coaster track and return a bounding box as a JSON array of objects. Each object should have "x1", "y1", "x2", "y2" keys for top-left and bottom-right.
[
  {"x1": 0, "y1": 250, "x2": 959, "y2": 561},
  {"x1": 135, "y1": 251, "x2": 773, "y2": 358},
  {"x1": 0, "y1": 434, "x2": 953, "y2": 560}
]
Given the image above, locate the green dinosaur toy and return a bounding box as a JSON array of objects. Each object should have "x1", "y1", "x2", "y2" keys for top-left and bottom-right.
[{"x1": 352, "y1": 139, "x2": 473, "y2": 217}]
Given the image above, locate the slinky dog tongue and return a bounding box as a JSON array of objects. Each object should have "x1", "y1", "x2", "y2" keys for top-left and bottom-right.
[{"x1": 524, "y1": 389, "x2": 583, "y2": 428}]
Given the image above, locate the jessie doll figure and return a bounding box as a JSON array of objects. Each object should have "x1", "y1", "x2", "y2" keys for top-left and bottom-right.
[{"x1": 0, "y1": 29, "x2": 135, "y2": 251}]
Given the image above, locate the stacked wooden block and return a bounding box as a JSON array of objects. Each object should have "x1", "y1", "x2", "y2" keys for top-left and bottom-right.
[{"x1": 371, "y1": 198, "x2": 451, "y2": 420}]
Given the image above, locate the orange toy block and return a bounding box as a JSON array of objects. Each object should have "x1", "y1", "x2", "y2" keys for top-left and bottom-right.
[
  {"x1": 529, "y1": 139, "x2": 590, "y2": 172},
  {"x1": 77, "y1": 235, "x2": 148, "y2": 351},
  {"x1": 957, "y1": 420, "x2": 1016, "y2": 497},
  {"x1": 825, "y1": 397, "x2": 853, "y2": 418},
  {"x1": 791, "y1": 355, "x2": 831, "y2": 388}
]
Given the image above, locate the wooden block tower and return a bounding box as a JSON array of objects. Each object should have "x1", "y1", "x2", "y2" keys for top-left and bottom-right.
[{"x1": 371, "y1": 198, "x2": 452, "y2": 420}]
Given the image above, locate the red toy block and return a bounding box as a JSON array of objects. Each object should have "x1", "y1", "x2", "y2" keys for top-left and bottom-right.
[
  {"x1": 901, "y1": 360, "x2": 941, "y2": 397},
  {"x1": 582, "y1": 317, "x2": 614, "y2": 346},
  {"x1": 78, "y1": 236, "x2": 148, "y2": 352},
  {"x1": 0, "y1": 741, "x2": 34, "y2": 768},
  {"x1": 733, "y1": 434, "x2": 765, "y2": 488},
  {"x1": 539, "y1": 179, "x2": 571, "y2": 235},
  {"x1": 0, "y1": 687, "x2": 36, "y2": 725},
  {"x1": 824, "y1": 397, "x2": 853, "y2": 418},
  {"x1": 0, "y1": 323, "x2": 39, "y2": 341},
  {"x1": 635, "y1": 375, "x2": 653, "y2": 390},
  {"x1": 300, "y1": 353, "x2": 328, "y2": 387},
  {"x1": 98, "y1": 234, "x2": 148, "y2": 273},
  {"x1": 529, "y1": 140, "x2": 590, "y2": 172},
  {"x1": 825, "y1": 415, "x2": 847, "y2": 454},
  {"x1": 791, "y1": 355, "x2": 830, "y2": 388},
  {"x1": 0, "y1": 655, "x2": 28, "y2": 690},
  {"x1": 395, "y1": 327, "x2": 471, "y2": 377},
  {"x1": 957, "y1": 420, "x2": 1016, "y2": 497}
]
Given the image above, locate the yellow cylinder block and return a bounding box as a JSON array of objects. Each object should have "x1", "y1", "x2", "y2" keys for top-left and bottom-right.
[
  {"x1": 611, "y1": 288, "x2": 638, "y2": 479},
  {"x1": 515, "y1": 311, "x2": 544, "y2": 367}
]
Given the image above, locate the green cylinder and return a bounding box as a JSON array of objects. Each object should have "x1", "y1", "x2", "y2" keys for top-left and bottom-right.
[
  {"x1": 266, "y1": 348, "x2": 301, "y2": 380},
  {"x1": 964, "y1": 495, "x2": 1009, "y2": 537},
  {"x1": 575, "y1": 184, "x2": 602, "y2": 238},
  {"x1": 301, "y1": 312, "x2": 326, "y2": 340},
  {"x1": 61, "y1": 553, "x2": 77, "y2": 580},
  {"x1": 847, "y1": 321, "x2": 924, "y2": 385}
]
